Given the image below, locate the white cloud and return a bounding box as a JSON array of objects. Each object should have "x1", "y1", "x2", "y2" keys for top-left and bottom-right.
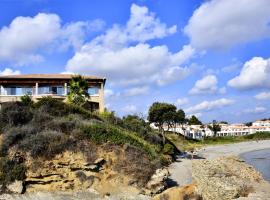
[
  {"x1": 175, "y1": 98, "x2": 189, "y2": 106},
  {"x1": 122, "y1": 105, "x2": 137, "y2": 113},
  {"x1": 0, "y1": 13, "x2": 101, "y2": 65},
  {"x1": 185, "y1": 98, "x2": 234, "y2": 113},
  {"x1": 184, "y1": 0, "x2": 270, "y2": 50},
  {"x1": 244, "y1": 106, "x2": 267, "y2": 114},
  {"x1": 255, "y1": 92, "x2": 270, "y2": 100},
  {"x1": 228, "y1": 57, "x2": 270, "y2": 90},
  {"x1": 189, "y1": 75, "x2": 218, "y2": 95},
  {"x1": 0, "y1": 68, "x2": 20, "y2": 75},
  {"x1": 124, "y1": 86, "x2": 149, "y2": 96},
  {"x1": 66, "y1": 4, "x2": 195, "y2": 87}
]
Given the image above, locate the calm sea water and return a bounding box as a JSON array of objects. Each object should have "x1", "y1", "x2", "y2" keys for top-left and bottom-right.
[{"x1": 241, "y1": 148, "x2": 270, "y2": 182}]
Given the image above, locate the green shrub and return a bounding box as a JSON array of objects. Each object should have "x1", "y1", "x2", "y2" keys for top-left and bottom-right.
[
  {"x1": 18, "y1": 131, "x2": 75, "y2": 159},
  {"x1": 0, "y1": 158, "x2": 26, "y2": 186},
  {"x1": 46, "y1": 118, "x2": 76, "y2": 133},
  {"x1": 81, "y1": 123, "x2": 159, "y2": 159},
  {"x1": 243, "y1": 132, "x2": 270, "y2": 140},
  {"x1": 114, "y1": 144, "x2": 157, "y2": 186},
  {"x1": 0, "y1": 126, "x2": 37, "y2": 156},
  {"x1": 163, "y1": 143, "x2": 174, "y2": 155},
  {"x1": 20, "y1": 95, "x2": 33, "y2": 106},
  {"x1": 0, "y1": 102, "x2": 33, "y2": 128},
  {"x1": 34, "y1": 96, "x2": 101, "y2": 120}
]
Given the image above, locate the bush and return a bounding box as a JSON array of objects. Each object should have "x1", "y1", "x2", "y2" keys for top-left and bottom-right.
[
  {"x1": 18, "y1": 131, "x2": 75, "y2": 159},
  {"x1": 20, "y1": 95, "x2": 33, "y2": 106},
  {"x1": 0, "y1": 125, "x2": 37, "y2": 156},
  {"x1": 81, "y1": 123, "x2": 159, "y2": 158},
  {"x1": 0, "y1": 158, "x2": 26, "y2": 186},
  {"x1": 163, "y1": 143, "x2": 174, "y2": 155},
  {"x1": 34, "y1": 96, "x2": 101, "y2": 120},
  {"x1": 243, "y1": 132, "x2": 270, "y2": 140},
  {"x1": 0, "y1": 102, "x2": 33, "y2": 128},
  {"x1": 114, "y1": 144, "x2": 157, "y2": 186},
  {"x1": 46, "y1": 118, "x2": 76, "y2": 133}
]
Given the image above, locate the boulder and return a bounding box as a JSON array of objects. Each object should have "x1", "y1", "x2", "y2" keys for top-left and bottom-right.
[
  {"x1": 7, "y1": 180, "x2": 24, "y2": 194},
  {"x1": 146, "y1": 168, "x2": 169, "y2": 195}
]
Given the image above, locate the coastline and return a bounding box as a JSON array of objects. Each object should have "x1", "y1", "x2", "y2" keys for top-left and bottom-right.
[
  {"x1": 197, "y1": 139, "x2": 270, "y2": 159},
  {"x1": 167, "y1": 140, "x2": 270, "y2": 200},
  {"x1": 169, "y1": 140, "x2": 270, "y2": 187}
]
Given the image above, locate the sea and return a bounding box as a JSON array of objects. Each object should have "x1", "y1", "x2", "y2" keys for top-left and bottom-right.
[{"x1": 241, "y1": 148, "x2": 270, "y2": 182}]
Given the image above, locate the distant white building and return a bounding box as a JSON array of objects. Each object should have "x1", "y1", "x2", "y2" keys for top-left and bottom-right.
[
  {"x1": 252, "y1": 120, "x2": 270, "y2": 127},
  {"x1": 157, "y1": 119, "x2": 270, "y2": 140}
]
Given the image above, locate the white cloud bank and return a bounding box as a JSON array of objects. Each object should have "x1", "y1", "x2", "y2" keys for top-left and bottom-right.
[
  {"x1": 0, "y1": 13, "x2": 103, "y2": 65},
  {"x1": 255, "y1": 92, "x2": 270, "y2": 100},
  {"x1": 244, "y1": 106, "x2": 267, "y2": 114},
  {"x1": 184, "y1": 0, "x2": 270, "y2": 50},
  {"x1": 189, "y1": 75, "x2": 226, "y2": 95},
  {"x1": 189, "y1": 75, "x2": 218, "y2": 95},
  {"x1": 66, "y1": 4, "x2": 195, "y2": 87},
  {"x1": 0, "y1": 68, "x2": 20, "y2": 75},
  {"x1": 175, "y1": 98, "x2": 189, "y2": 107},
  {"x1": 228, "y1": 57, "x2": 270, "y2": 90},
  {"x1": 185, "y1": 98, "x2": 234, "y2": 113}
]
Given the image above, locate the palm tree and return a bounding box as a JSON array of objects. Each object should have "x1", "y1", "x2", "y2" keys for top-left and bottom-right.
[{"x1": 68, "y1": 75, "x2": 89, "y2": 106}]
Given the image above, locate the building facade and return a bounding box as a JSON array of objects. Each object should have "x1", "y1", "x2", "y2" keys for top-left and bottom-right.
[{"x1": 0, "y1": 74, "x2": 106, "y2": 112}]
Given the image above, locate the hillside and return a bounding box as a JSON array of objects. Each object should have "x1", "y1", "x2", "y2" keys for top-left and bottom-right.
[{"x1": 0, "y1": 97, "x2": 174, "y2": 196}]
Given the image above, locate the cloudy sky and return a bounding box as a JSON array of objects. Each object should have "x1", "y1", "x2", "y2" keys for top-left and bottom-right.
[{"x1": 0, "y1": 0, "x2": 270, "y2": 123}]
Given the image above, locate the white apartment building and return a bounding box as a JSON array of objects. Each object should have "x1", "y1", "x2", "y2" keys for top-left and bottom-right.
[{"x1": 160, "y1": 119, "x2": 270, "y2": 139}]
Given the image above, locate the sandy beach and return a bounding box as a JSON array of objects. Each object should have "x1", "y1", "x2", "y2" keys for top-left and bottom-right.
[{"x1": 169, "y1": 140, "x2": 270, "y2": 186}]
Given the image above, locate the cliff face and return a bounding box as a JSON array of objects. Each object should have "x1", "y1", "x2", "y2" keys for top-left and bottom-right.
[{"x1": 21, "y1": 150, "x2": 140, "y2": 195}]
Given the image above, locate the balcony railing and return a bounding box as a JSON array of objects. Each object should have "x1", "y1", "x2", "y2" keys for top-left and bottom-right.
[{"x1": 0, "y1": 86, "x2": 100, "y2": 96}]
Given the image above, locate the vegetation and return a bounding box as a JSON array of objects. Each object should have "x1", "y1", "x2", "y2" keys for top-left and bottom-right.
[
  {"x1": 208, "y1": 120, "x2": 221, "y2": 137},
  {"x1": 188, "y1": 115, "x2": 202, "y2": 125},
  {"x1": 148, "y1": 102, "x2": 185, "y2": 144},
  {"x1": 67, "y1": 75, "x2": 89, "y2": 106},
  {"x1": 0, "y1": 98, "x2": 176, "y2": 188},
  {"x1": 167, "y1": 132, "x2": 270, "y2": 151}
]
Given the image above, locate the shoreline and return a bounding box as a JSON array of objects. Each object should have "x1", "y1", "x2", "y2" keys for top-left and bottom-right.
[
  {"x1": 169, "y1": 140, "x2": 270, "y2": 187},
  {"x1": 197, "y1": 139, "x2": 270, "y2": 159}
]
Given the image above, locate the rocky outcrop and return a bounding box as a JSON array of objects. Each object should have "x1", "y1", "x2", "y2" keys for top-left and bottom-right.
[
  {"x1": 192, "y1": 156, "x2": 270, "y2": 200},
  {"x1": 152, "y1": 183, "x2": 201, "y2": 200},
  {"x1": 20, "y1": 151, "x2": 142, "y2": 196},
  {"x1": 145, "y1": 168, "x2": 169, "y2": 195},
  {"x1": 6, "y1": 181, "x2": 24, "y2": 194}
]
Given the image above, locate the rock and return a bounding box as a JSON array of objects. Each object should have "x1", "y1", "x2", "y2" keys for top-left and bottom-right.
[
  {"x1": 192, "y1": 156, "x2": 266, "y2": 200},
  {"x1": 146, "y1": 168, "x2": 169, "y2": 195},
  {"x1": 94, "y1": 158, "x2": 105, "y2": 165},
  {"x1": 7, "y1": 180, "x2": 24, "y2": 194},
  {"x1": 152, "y1": 183, "x2": 201, "y2": 200}
]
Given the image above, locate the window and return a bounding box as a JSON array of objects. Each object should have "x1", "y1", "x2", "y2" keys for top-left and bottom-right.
[
  {"x1": 3, "y1": 86, "x2": 33, "y2": 95},
  {"x1": 88, "y1": 87, "x2": 99, "y2": 96},
  {"x1": 38, "y1": 86, "x2": 64, "y2": 95}
]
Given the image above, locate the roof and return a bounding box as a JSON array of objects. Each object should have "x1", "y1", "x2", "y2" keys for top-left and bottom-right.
[{"x1": 0, "y1": 74, "x2": 106, "y2": 83}]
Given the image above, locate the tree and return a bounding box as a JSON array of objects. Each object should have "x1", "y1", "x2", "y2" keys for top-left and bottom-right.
[
  {"x1": 175, "y1": 109, "x2": 186, "y2": 127},
  {"x1": 68, "y1": 75, "x2": 89, "y2": 106},
  {"x1": 188, "y1": 115, "x2": 202, "y2": 125},
  {"x1": 208, "y1": 120, "x2": 221, "y2": 137},
  {"x1": 148, "y1": 102, "x2": 177, "y2": 144}
]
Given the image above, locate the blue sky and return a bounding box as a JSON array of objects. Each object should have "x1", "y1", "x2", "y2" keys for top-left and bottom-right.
[{"x1": 0, "y1": 0, "x2": 270, "y2": 123}]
